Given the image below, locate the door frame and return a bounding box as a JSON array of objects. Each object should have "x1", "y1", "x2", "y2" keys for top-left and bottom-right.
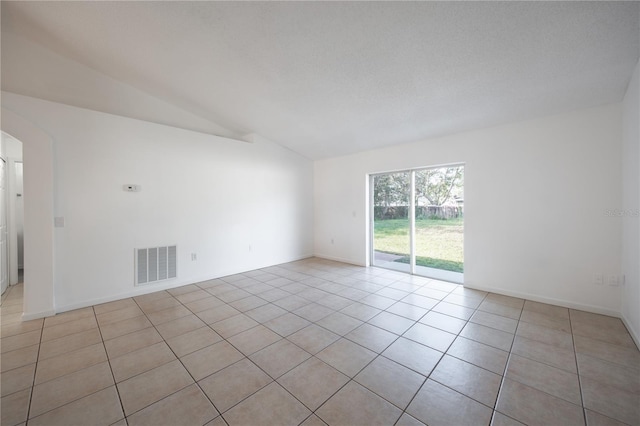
[{"x1": 369, "y1": 163, "x2": 465, "y2": 283}]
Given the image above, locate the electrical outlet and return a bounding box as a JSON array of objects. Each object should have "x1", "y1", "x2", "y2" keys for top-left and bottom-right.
[
  {"x1": 594, "y1": 274, "x2": 604, "y2": 286},
  {"x1": 331, "y1": 238, "x2": 334, "y2": 244},
  {"x1": 191, "y1": 253, "x2": 197, "y2": 261},
  {"x1": 608, "y1": 275, "x2": 620, "y2": 287}
]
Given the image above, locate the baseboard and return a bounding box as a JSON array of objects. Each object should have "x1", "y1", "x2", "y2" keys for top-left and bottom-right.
[
  {"x1": 313, "y1": 253, "x2": 366, "y2": 267},
  {"x1": 53, "y1": 253, "x2": 317, "y2": 315},
  {"x1": 22, "y1": 309, "x2": 56, "y2": 321},
  {"x1": 464, "y1": 283, "x2": 622, "y2": 318},
  {"x1": 620, "y1": 314, "x2": 640, "y2": 350}
]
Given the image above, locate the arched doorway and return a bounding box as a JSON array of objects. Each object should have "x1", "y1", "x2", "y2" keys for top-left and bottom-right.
[{"x1": 1, "y1": 107, "x2": 55, "y2": 319}]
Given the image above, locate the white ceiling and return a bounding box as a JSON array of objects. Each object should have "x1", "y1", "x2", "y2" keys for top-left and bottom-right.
[{"x1": 2, "y1": 1, "x2": 638, "y2": 159}]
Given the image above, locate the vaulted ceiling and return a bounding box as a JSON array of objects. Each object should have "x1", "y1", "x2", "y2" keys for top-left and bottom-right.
[{"x1": 2, "y1": 1, "x2": 638, "y2": 159}]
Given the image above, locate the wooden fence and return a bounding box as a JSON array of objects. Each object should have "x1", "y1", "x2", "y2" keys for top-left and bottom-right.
[{"x1": 374, "y1": 205, "x2": 463, "y2": 220}]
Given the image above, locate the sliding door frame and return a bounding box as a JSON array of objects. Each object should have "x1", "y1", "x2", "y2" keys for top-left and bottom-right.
[{"x1": 369, "y1": 163, "x2": 465, "y2": 282}]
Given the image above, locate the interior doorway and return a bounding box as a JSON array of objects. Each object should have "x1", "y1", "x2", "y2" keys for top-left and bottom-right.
[
  {"x1": 371, "y1": 164, "x2": 464, "y2": 283},
  {"x1": 0, "y1": 131, "x2": 24, "y2": 297},
  {"x1": 1, "y1": 157, "x2": 7, "y2": 296}
]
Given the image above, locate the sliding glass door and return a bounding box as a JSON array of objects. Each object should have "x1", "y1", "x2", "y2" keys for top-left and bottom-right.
[
  {"x1": 371, "y1": 165, "x2": 464, "y2": 283},
  {"x1": 371, "y1": 172, "x2": 411, "y2": 273}
]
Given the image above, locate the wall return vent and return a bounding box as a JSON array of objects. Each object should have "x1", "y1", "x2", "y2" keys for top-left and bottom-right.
[{"x1": 135, "y1": 245, "x2": 177, "y2": 286}]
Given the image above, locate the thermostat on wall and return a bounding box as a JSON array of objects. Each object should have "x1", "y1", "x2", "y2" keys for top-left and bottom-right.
[{"x1": 123, "y1": 184, "x2": 141, "y2": 192}]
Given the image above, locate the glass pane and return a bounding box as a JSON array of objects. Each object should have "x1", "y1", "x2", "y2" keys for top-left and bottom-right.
[
  {"x1": 414, "y1": 166, "x2": 464, "y2": 280},
  {"x1": 372, "y1": 172, "x2": 411, "y2": 273}
]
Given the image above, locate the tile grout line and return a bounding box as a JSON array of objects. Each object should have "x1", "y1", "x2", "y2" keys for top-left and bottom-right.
[
  {"x1": 22, "y1": 291, "x2": 44, "y2": 425},
  {"x1": 198, "y1": 267, "x2": 411, "y2": 424},
  {"x1": 489, "y1": 298, "x2": 525, "y2": 426},
  {"x1": 128, "y1": 294, "x2": 224, "y2": 424},
  {"x1": 10, "y1": 260, "x2": 638, "y2": 426},
  {"x1": 91, "y1": 305, "x2": 130, "y2": 426},
  {"x1": 394, "y1": 288, "x2": 495, "y2": 425},
  {"x1": 568, "y1": 309, "x2": 588, "y2": 426}
]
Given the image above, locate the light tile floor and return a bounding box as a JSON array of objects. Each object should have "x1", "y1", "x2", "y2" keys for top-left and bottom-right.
[{"x1": 1, "y1": 258, "x2": 639, "y2": 426}]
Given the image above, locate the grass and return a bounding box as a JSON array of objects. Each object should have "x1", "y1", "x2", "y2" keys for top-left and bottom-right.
[{"x1": 374, "y1": 217, "x2": 464, "y2": 273}]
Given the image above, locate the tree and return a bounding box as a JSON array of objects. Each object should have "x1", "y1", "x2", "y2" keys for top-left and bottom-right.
[
  {"x1": 373, "y1": 173, "x2": 409, "y2": 217},
  {"x1": 415, "y1": 167, "x2": 463, "y2": 206}
]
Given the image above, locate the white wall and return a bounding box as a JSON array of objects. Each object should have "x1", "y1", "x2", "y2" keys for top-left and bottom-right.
[
  {"x1": 2, "y1": 92, "x2": 313, "y2": 314},
  {"x1": 622, "y1": 59, "x2": 640, "y2": 345},
  {"x1": 315, "y1": 104, "x2": 624, "y2": 315}
]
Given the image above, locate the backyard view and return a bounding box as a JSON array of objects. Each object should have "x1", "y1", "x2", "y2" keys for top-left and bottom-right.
[
  {"x1": 373, "y1": 166, "x2": 464, "y2": 273},
  {"x1": 374, "y1": 217, "x2": 464, "y2": 272}
]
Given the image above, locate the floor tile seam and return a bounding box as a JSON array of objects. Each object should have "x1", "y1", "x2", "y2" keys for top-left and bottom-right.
[
  {"x1": 519, "y1": 307, "x2": 572, "y2": 321},
  {"x1": 120, "y1": 377, "x2": 195, "y2": 420},
  {"x1": 0, "y1": 318, "x2": 31, "y2": 330},
  {"x1": 311, "y1": 317, "x2": 363, "y2": 337},
  {"x1": 396, "y1": 329, "x2": 457, "y2": 354},
  {"x1": 127, "y1": 295, "x2": 224, "y2": 419},
  {"x1": 96, "y1": 311, "x2": 147, "y2": 331},
  {"x1": 99, "y1": 323, "x2": 157, "y2": 347},
  {"x1": 509, "y1": 333, "x2": 574, "y2": 354},
  {"x1": 426, "y1": 374, "x2": 502, "y2": 411},
  {"x1": 193, "y1": 275, "x2": 335, "y2": 343},
  {"x1": 40, "y1": 322, "x2": 100, "y2": 343},
  {"x1": 350, "y1": 351, "x2": 426, "y2": 413},
  {"x1": 475, "y1": 306, "x2": 522, "y2": 321},
  {"x1": 93, "y1": 300, "x2": 140, "y2": 318},
  {"x1": 314, "y1": 341, "x2": 379, "y2": 379},
  {"x1": 503, "y1": 348, "x2": 588, "y2": 407},
  {"x1": 491, "y1": 408, "x2": 533, "y2": 426},
  {"x1": 466, "y1": 317, "x2": 519, "y2": 335},
  {"x1": 499, "y1": 374, "x2": 587, "y2": 412},
  {"x1": 575, "y1": 351, "x2": 640, "y2": 379},
  {"x1": 296, "y1": 375, "x2": 358, "y2": 420},
  {"x1": 521, "y1": 304, "x2": 570, "y2": 318},
  {"x1": 247, "y1": 348, "x2": 311, "y2": 382},
  {"x1": 1, "y1": 323, "x2": 44, "y2": 339},
  {"x1": 136, "y1": 293, "x2": 224, "y2": 410},
  {"x1": 506, "y1": 349, "x2": 579, "y2": 376},
  {"x1": 0, "y1": 343, "x2": 40, "y2": 370},
  {"x1": 426, "y1": 300, "x2": 497, "y2": 353},
  {"x1": 41, "y1": 313, "x2": 97, "y2": 330},
  {"x1": 376, "y1": 345, "x2": 445, "y2": 380},
  {"x1": 104, "y1": 345, "x2": 178, "y2": 384},
  {"x1": 341, "y1": 320, "x2": 403, "y2": 354},
  {"x1": 157, "y1": 277, "x2": 305, "y2": 385},
  {"x1": 390, "y1": 371, "x2": 430, "y2": 426},
  {"x1": 516, "y1": 317, "x2": 572, "y2": 334},
  {"x1": 571, "y1": 328, "x2": 638, "y2": 350},
  {"x1": 1, "y1": 363, "x2": 36, "y2": 399},
  {"x1": 31, "y1": 345, "x2": 111, "y2": 387},
  {"x1": 572, "y1": 339, "x2": 640, "y2": 365},
  {"x1": 92, "y1": 297, "x2": 142, "y2": 323},
  {"x1": 570, "y1": 310, "x2": 590, "y2": 426},
  {"x1": 27, "y1": 386, "x2": 123, "y2": 423},
  {"x1": 203, "y1": 354, "x2": 301, "y2": 415},
  {"x1": 442, "y1": 350, "x2": 509, "y2": 378},
  {"x1": 21, "y1": 306, "x2": 47, "y2": 422},
  {"x1": 583, "y1": 409, "x2": 636, "y2": 426},
  {"x1": 489, "y1": 300, "x2": 527, "y2": 426},
  {"x1": 88, "y1": 304, "x2": 128, "y2": 425}
]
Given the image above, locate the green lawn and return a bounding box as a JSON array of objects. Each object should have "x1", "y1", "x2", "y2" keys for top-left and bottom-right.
[{"x1": 374, "y1": 217, "x2": 464, "y2": 273}]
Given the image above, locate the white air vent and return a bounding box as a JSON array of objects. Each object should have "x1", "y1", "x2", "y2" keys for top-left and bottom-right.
[{"x1": 135, "y1": 245, "x2": 177, "y2": 286}]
